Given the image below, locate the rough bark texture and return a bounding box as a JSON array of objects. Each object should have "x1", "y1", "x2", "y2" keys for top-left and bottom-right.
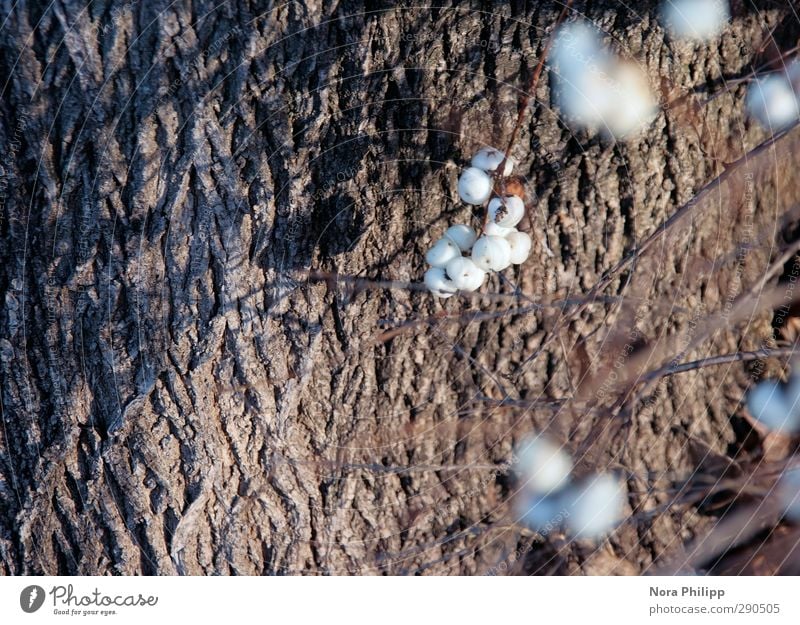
[{"x1": 1, "y1": 1, "x2": 800, "y2": 575}]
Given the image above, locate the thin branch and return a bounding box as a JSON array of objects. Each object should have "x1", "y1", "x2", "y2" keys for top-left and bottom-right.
[
  {"x1": 373, "y1": 295, "x2": 622, "y2": 343},
  {"x1": 640, "y1": 346, "x2": 800, "y2": 386},
  {"x1": 665, "y1": 45, "x2": 800, "y2": 109},
  {"x1": 499, "y1": 0, "x2": 574, "y2": 171}
]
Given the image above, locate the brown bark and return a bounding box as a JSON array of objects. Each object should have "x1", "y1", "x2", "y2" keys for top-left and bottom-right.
[{"x1": 1, "y1": 1, "x2": 799, "y2": 575}]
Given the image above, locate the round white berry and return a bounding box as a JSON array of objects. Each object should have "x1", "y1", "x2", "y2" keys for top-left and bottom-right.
[
  {"x1": 515, "y1": 493, "x2": 565, "y2": 534},
  {"x1": 484, "y1": 222, "x2": 516, "y2": 237},
  {"x1": 506, "y1": 230, "x2": 532, "y2": 265},
  {"x1": 564, "y1": 474, "x2": 625, "y2": 540},
  {"x1": 660, "y1": 0, "x2": 730, "y2": 41},
  {"x1": 445, "y1": 257, "x2": 486, "y2": 292},
  {"x1": 424, "y1": 267, "x2": 457, "y2": 298},
  {"x1": 458, "y1": 167, "x2": 493, "y2": 205},
  {"x1": 488, "y1": 195, "x2": 525, "y2": 228},
  {"x1": 425, "y1": 237, "x2": 461, "y2": 268},
  {"x1": 550, "y1": 22, "x2": 656, "y2": 139},
  {"x1": 746, "y1": 379, "x2": 800, "y2": 433},
  {"x1": 602, "y1": 62, "x2": 658, "y2": 139},
  {"x1": 746, "y1": 74, "x2": 800, "y2": 132},
  {"x1": 515, "y1": 436, "x2": 573, "y2": 494},
  {"x1": 550, "y1": 23, "x2": 615, "y2": 129},
  {"x1": 471, "y1": 235, "x2": 512, "y2": 272},
  {"x1": 471, "y1": 146, "x2": 514, "y2": 176},
  {"x1": 444, "y1": 224, "x2": 477, "y2": 252}
]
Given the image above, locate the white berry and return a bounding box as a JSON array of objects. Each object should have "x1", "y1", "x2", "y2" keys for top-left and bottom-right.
[
  {"x1": 660, "y1": 0, "x2": 730, "y2": 41},
  {"x1": 550, "y1": 22, "x2": 656, "y2": 139},
  {"x1": 746, "y1": 379, "x2": 800, "y2": 433},
  {"x1": 424, "y1": 267, "x2": 457, "y2": 298},
  {"x1": 425, "y1": 237, "x2": 461, "y2": 268},
  {"x1": 488, "y1": 196, "x2": 525, "y2": 228},
  {"x1": 564, "y1": 474, "x2": 625, "y2": 540},
  {"x1": 603, "y1": 62, "x2": 658, "y2": 139},
  {"x1": 515, "y1": 493, "x2": 565, "y2": 534},
  {"x1": 471, "y1": 146, "x2": 514, "y2": 176},
  {"x1": 515, "y1": 436, "x2": 573, "y2": 494},
  {"x1": 458, "y1": 167, "x2": 493, "y2": 205},
  {"x1": 746, "y1": 74, "x2": 800, "y2": 132},
  {"x1": 506, "y1": 230, "x2": 532, "y2": 265},
  {"x1": 471, "y1": 235, "x2": 512, "y2": 272},
  {"x1": 444, "y1": 224, "x2": 477, "y2": 252},
  {"x1": 484, "y1": 222, "x2": 516, "y2": 237},
  {"x1": 445, "y1": 257, "x2": 486, "y2": 292}
]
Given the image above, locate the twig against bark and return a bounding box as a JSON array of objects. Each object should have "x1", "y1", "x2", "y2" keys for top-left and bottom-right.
[
  {"x1": 373, "y1": 295, "x2": 621, "y2": 343},
  {"x1": 639, "y1": 346, "x2": 799, "y2": 386},
  {"x1": 498, "y1": 0, "x2": 574, "y2": 173}
]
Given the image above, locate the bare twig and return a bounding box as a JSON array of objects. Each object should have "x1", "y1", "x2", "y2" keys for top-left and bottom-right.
[
  {"x1": 499, "y1": 0, "x2": 574, "y2": 173},
  {"x1": 373, "y1": 295, "x2": 622, "y2": 343},
  {"x1": 640, "y1": 346, "x2": 800, "y2": 386}
]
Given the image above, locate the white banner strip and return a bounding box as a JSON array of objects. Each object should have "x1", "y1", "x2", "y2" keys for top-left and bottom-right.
[{"x1": 1, "y1": 576, "x2": 797, "y2": 624}]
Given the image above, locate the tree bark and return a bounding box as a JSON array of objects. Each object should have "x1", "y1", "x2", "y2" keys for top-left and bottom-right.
[{"x1": 1, "y1": 0, "x2": 799, "y2": 575}]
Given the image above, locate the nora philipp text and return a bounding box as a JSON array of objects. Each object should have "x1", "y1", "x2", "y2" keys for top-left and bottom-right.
[{"x1": 650, "y1": 586, "x2": 725, "y2": 600}]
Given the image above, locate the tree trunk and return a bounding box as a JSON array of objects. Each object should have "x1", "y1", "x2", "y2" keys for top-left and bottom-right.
[{"x1": 1, "y1": 1, "x2": 799, "y2": 575}]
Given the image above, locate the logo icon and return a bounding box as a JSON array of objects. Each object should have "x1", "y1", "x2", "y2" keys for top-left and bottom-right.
[{"x1": 20, "y1": 585, "x2": 45, "y2": 613}]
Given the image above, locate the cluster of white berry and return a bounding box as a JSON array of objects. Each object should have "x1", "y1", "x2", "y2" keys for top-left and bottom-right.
[
  {"x1": 513, "y1": 436, "x2": 625, "y2": 540},
  {"x1": 424, "y1": 147, "x2": 532, "y2": 298},
  {"x1": 746, "y1": 373, "x2": 800, "y2": 434}
]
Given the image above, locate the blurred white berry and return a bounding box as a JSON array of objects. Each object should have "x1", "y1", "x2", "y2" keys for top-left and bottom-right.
[
  {"x1": 603, "y1": 62, "x2": 659, "y2": 139},
  {"x1": 778, "y1": 467, "x2": 800, "y2": 522},
  {"x1": 551, "y1": 22, "x2": 607, "y2": 80},
  {"x1": 445, "y1": 257, "x2": 486, "y2": 291},
  {"x1": 565, "y1": 473, "x2": 625, "y2": 540},
  {"x1": 515, "y1": 436, "x2": 573, "y2": 494},
  {"x1": 549, "y1": 22, "x2": 656, "y2": 139},
  {"x1": 506, "y1": 230, "x2": 532, "y2": 265},
  {"x1": 484, "y1": 222, "x2": 516, "y2": 237},
  {"x1": 424, "y1": 267, "x2": 457, "y2": 298},
  {"x1": 471, "y1": 235, "x2": 512, "y2": 272},
  {"x1": 746, "y1": 378, "x2": 800, "y2": 433},
  {"x1": 425, "y1": 237, "x2": 461, "y2": 268},
  {"x1": 660, "y1": 0, "x2": 730, "y2": 41},
  {"x1": 550, "y1": 23, "x2": 614, "y2": 128},
  {"x1": 444, "y1": 224, "x2": 477, "y2": 252},
  {"x1": 515, "y1": 493, "x2": 565, "y2": 534},
  {"x1": 746, "y1": 74, "x2": 800, "y2": 132},
  {"x1": 471, "y1": 146, "x2": 514, "y2": 176},
  {"x1": 488, "y1": 195, "x2": 525, "y2": 228},
  {"x1": 458, "y1": 167, "x2": 493, "y2": 205}
]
